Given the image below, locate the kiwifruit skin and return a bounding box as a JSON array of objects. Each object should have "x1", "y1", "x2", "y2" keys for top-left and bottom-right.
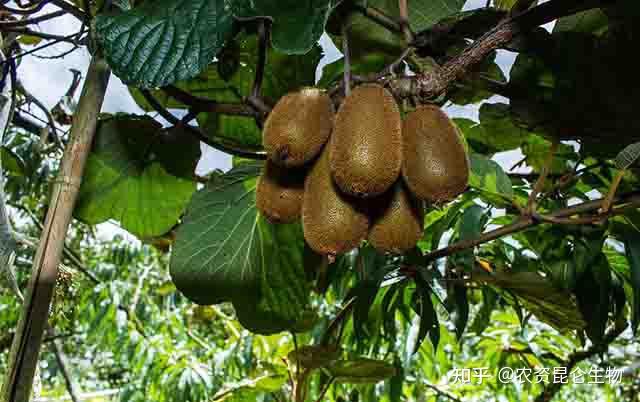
[
  {"x1": 263, "y1": 88, "x2": 334, "y2": 167},
  {"x1": 402, "y1": 105, "x2": 469, "y2": 203},
  {"x1": 330, "y1": 84, "x2": 402, "y2": 198},
  {"x1": 256, "y1": 160, "x2": 305, "y2": 224},
  {"x1": 368, "y1": 181, "x2": 424, "y2": 254},
  {"x1": 302, "y1": 145, "x2": 370, "y2": 256}
]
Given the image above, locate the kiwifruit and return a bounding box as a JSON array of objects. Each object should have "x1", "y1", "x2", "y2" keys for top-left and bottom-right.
[
  {"x1": 330, "y1": 84, "x2": 402, "y2": 198},
  {"x1": 368, "y1": 181, "x2": 424, "y2": 254},
  {"x1": 302, "y1": 145, "x2": 370, "y2": 257},
  {"x1": 402, "y1": 105, "x2": 469, "y2": 203},
  {"x1": 256, "y1": 160, "x2": 305, "y2": 223},
  {"x1": 263, "y1": 88, "x2": 334, "y2": 167}
]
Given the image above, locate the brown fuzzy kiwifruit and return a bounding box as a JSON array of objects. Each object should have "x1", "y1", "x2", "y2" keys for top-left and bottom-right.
[
  {"x1": 256, "y1": 160, "x2": 305, "y2": 223},
  {"x1": 263, "y1": 88, "x2": 334, "y2": 167},
  {"x1": 402, "y1": 105, "x2": 469, "y2": 203},
  {"x1": 368, "y1": 181, "x2": 424, "y2": 254},
  {"x1": 302, "y1": 145, "x2": 370, "y2": 257},
  {"x1": 330, "y1": 84, "x2": 402, "y2": 198}
]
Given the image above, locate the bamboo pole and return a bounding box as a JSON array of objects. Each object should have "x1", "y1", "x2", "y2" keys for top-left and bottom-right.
[{"x1": 2, "y1": 56, "x2": 110, "y2": 402}]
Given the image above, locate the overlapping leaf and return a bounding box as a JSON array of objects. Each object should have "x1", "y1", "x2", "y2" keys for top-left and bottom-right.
[
  {"x1": 170, "y1": 162, "x2": 310, "y2": 334},
  {"x1": 74, "y1": 115, "x2": 199, "y2": 238}
]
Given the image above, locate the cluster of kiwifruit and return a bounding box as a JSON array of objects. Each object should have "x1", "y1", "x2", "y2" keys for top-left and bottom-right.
[{"x1": 256, "y1": 84, "x2": 469, "y2": 258}]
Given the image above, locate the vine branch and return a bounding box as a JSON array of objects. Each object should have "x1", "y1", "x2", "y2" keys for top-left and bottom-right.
[
  {"x1": 423, "y1": 190, "x2": 640, "y2": 264},
  {"x1": 139, "y1": 89, "x2": 267, "y2": 160},
  {"x1": 389, "y1": 0, "x2": 609, "y2": 100}
]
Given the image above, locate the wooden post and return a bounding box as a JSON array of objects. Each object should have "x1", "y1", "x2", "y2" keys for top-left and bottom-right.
[{"x1": 2, "y1": 56, "x2": 110, "y2": 402}]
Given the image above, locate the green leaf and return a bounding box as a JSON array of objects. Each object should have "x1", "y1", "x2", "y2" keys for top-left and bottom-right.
[
  {"x1": 449, "y1": 284, "x2": 468, "y2": 340},
  {"x1": 469, "y1": 153, "x2": 513, "y2": 202},
  {"x1": 493, "y1": 0, "x2": 517, "y2": 11},
  {"x1": 329, "y1": 358, "x2": 397, "y2": 383},
  {"x1": 412, "y1": 279, "x2": 439, "y2": 353},
  {"x1": 473, "y1": 268, "x2": 586, "y2": 332},
  {"x1": 624, "y1": 232, "x2": 640, "y2": 334},
  {"x1": 234, "y1": 218, "x2": 310, "y2": 334},
  {"x1": 575, "y1": 254, "x2": 611, "y2": 342},
  {"x1": 170, "y1": 163, "x2": 310, "y2": 334},
  {"x1": 75, "y1": 115, "x2": 199, "y2": 238},
  {"x1": 327, "y1": 0, "x2": 402, "y2": 65},
  {"x1": 521, "y1": 134, "x2": 577, "y2": 174},
  {"x1": 170, "y1": 163, "x2": 262, "y2": 305},
  {"x1": 615, "y1": 142, "x2": 640, "y2": 170},
  {"x1": 212, "y1": 372, "x2": 288, "y2": 401},
  {"x1": 452, "y1": 204, "x2": 487, "y2": 270},
  {"x1": 95, "y1": 0, "x2": 233, "y2": 88},
  {"x1": 476, "y1": 103, "x2": 528, "y2": 152},
  {"x1": 408, "y1": 0, "x2": 466, "y2": 32},
  {"x1": 469, "y1": 287, "x2": 499, "y2": 334},
  {"x1": 553, "y1": 9, "x2": 609, "y2": 35},
  {"x1": 287, "y1": 345, "x2": 341, "y2": 369},
  {"x1": 0, "y1": 146, "x2": 26, "y2": 176},
  {"x1": 230, "y1": 0, "x2": 334, "y2": 54}
]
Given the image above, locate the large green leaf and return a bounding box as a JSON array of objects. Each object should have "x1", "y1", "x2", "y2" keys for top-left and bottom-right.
[
  {"x1": 230, "y1": 0, "x2": 334, "y2": 54},
  {"x1": 170, "y1": 162, "x2": 310, "y2": 334},
  {"x1": 95, "y1": 0, "x2": 233, "y2": 88},
  {"x1": 74, "y1": 115, "x2": 199, "y2": 238}
]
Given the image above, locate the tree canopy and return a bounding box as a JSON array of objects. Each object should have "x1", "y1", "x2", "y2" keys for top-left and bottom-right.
[{"x1": 1, "y1": 0, "x2": 640, "y2": 401}]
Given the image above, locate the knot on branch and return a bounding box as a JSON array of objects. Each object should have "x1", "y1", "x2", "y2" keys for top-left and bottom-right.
[{"x1": 388, "y1": 70, "x2": 447, "y2": 101}]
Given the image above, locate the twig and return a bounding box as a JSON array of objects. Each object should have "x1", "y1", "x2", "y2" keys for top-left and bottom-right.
[
  {"x1": 423, "y1": 190, "x2": 640, "y2": 264},
  {"x1": 526, "y1": 140, "x2": 558, "y2": 214},
  {"x1": 49, "y1": 0, "x2": 88, "y2": 22},
  {"x1": 422, "y1": 381, "x2": 463, "y2": 402},
  {"x1": 1, "y1": 28, "x2": 81, "y2": 44},
  {"x1": 50, "y1": 338, "x2": 82, "y2": 402},
  {"x1": 2, "y1": 55, "x2": 111, "y2": 402},
  {"x1": 599, "y1": 170, "x2": 625, "y2": 214},
  {"x1": 162, "y1": 85, "x2": 258, "y2": 117},
  {"x1": 398, "y1": 0, "x2": 413, "y2": 43},
  {"x1": 314, "y1": 377, "x2": 335, "y2": 402},
  {"x1": 0, "y1": 10, "x2": 67, "y2": 28},
  {"x1": 251, "y1": 20, "x2": 268, "y2": 99},
  {"x1": 320, "y1": 297, "x2": 357, "y2": 346},
  {"x1": 15, "y1": 79, "x2": 64, "y2": 150},
  {"x1": 534, "y1": 322, "x2": 627, "y2": 402},
  {"x1": 139, "y1": 89, "x2": 267, "y2": 160},
  {"x1": 0, "y1": 31, "x2": 87, "y2": 67},
  {"x1": 342, "y1": 23, "x2": 351, "y2": 97},
  {"x1": 0, "y1": 40, "x2": 20, "y2": 304},
  {"x1": 354, "y1": 4, "x2": 403, "y2": 33},
  {"x1": 389, "y1": 0, "x2": 606, "y2": 100}
]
